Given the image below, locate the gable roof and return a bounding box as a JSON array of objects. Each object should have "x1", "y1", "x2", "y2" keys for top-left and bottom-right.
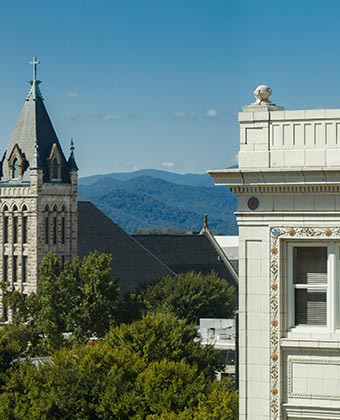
[
  {"x1": 132, "y1": 232, "x2": 238, "y2": 288},
  {"x1": 77, "y1": 201, "x2": 174, "y2": 294}
]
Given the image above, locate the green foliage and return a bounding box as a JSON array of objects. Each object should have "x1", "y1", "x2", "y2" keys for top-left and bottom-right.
[
  {"x1": 3, "y1": 252, "x2": 119, "y2": 353},
  {"x1": 0, "y1": 253, "x2": 239, "y2": 419},
  {"x1": 0, "y1": 324, "x2": 33, "y2": 376},
  {"x1": 0, "y1": 313, "x2": 238, "y2": 419},
  {"x1": 106, "y1": 311, "x2": 217, "y2": 373},
  {"x1": 193, "y1": 379, "x2": 239, "y2": 420},
  {"x1": 138, "y1": 272, "x2": 236, "y2": 323}
]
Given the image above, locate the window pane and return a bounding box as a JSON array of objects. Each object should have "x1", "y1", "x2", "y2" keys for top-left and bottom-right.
[
  {"x1": 295, "y1": 289, "x2": 327, "y2": 325},
  {"x1": 293, "y1": 247, "x2": 327, "y2": 285},
  {"x1": 45, "y1": 216, "x2": 49, "y2": 244},
  {"x1": 3, "y1": 216, "x2": 8, "y2": 243},
  {"x1": 22, "y1": 216, "x2": 28, "y2": 244},
  {"x1": 13, "y1": 216, "x2": 18, "y2": 243}
]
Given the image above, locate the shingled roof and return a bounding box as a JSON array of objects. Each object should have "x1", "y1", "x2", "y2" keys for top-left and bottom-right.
[
  {"x1": 132, "y1": 231, "x2": 238, "y2": 288},
  {"x1": 1, "y1": 57, "x2": 73, "y2": 182},
  {"x1": 78, "y1": 201, "x2": 174, "y2": 294}
]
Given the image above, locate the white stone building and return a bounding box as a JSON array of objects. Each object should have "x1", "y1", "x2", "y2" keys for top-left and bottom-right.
[{"x1": 210, "y1": 85, "x2": 340, "y2": 419}]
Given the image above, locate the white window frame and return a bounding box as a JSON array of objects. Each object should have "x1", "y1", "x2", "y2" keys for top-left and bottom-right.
[{"x1": 287, "y1": 241, "x2": 340, "y2": 333}]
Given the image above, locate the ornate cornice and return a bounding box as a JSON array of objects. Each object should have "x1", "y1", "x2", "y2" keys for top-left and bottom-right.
[
  {"x1": 231, "y1": 184, "x2": 340, "y2": 194},
  {"x1": 209, "y1": 169, "x2": 340, "y2": 193}
]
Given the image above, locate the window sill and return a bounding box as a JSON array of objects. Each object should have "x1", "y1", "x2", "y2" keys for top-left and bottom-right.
[{"x1": 281, "y1": 337, "x2": 340, "y2": 350}]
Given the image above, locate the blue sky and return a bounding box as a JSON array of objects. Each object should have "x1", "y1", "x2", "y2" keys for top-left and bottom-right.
[{"x1": 0, "y1": 0, "x2": 340, "y2": 177}]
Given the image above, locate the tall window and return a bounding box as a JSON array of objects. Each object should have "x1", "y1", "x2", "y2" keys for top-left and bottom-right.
[
  {"x1": 13, "y1": 256, "x2": 18, "y2": 283},
  {"x1": 22, "y1": 214, "x2": 28, "y2": 244},
  {"x1": 3, "y1": 256, "x2": 8, "y2": 282},
  {"x1": 45, "y1": 215, "x2": 49, "y2": 244},
  {"x1": 13, "y1": 215, "x2": 18, "y2": 244},
  {"x1": 12, "y1": 158, "x2": 19, "y2": 179},
  {"x1": 3, "y1": 215, "x2": 8, "y2": 244},
  {"x1": 292, "y1": 246, "x2": 327, "y2": 326},
  {"x1": 52, "y1": 158, "x2": 58, "y2": 180},
  {"x1": 61, "y1": 216, "x2": 65, "y2": 244},
  {"x1": 22, "y1": 256, "x2": 27, "y2": 284},
  {"x1": 53, "y1": 216, "x2": 57, "y2": 244}
]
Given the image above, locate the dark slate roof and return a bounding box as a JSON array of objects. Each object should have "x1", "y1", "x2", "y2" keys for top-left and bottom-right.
[
  {"x1": 78, "y1": 201, "x2": 174, "y2": 295},
  {"x1": 1, "y1": 82, "x2": 71, "y2": 183},
  {"x1": 132, "y1": 233, "x2": 238, "y2": 288}
]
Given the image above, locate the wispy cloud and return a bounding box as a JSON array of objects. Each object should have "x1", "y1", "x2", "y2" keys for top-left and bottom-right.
[
  {"x1": 67, "y1": 92, "x2": 79, "y2": 98},
  {"x1": 71, "y1": 113, "x2": 142, "y2": 122},
  {"x1": 204, "y1": 108, "x2": 218, "y2": 118},
  {"x1": 161, "y1": 161, "x2": 175, "y2": 168},
  {"x1": 170, "y1": 109, "x2": 219, "y2": 120},
  {"x1": 172, "y1": 111, "x2": 187, "y2": 119},
  {"x1": 71, "y1": 113, "x2": 117, "y2": 122}
]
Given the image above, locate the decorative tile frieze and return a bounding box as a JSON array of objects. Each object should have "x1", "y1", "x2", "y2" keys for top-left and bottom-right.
[{"x1": 269, "y1": 226, "x2": 340, "y2": 419}]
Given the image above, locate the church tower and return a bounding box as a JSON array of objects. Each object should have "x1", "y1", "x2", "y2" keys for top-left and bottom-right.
[{"x1": 0, "y1": 57, "x2": 78, "y2": 321}]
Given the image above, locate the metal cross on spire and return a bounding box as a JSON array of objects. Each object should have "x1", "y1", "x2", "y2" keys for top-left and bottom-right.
[
  {"x1": 29, "y1": 56, "x2": 40, "y2": 82},
  {"x1": 26, "y1": 56, "x2": 43, "y2": 101}
]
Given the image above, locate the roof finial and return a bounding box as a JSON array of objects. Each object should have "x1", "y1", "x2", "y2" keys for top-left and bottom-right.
[
  {"x1": 26, "y1": 56, "x2": 43, "y2": 101},
  {"x1": 68, "y1": 138, "x2": 78, "y2": 171},
  {"x1": 204, "y1": 214, "x2": 208, "y2": 229},
  {"x1": 30, "y1": 56, "x2": 40, "y2": 82},
  {"x1": 70, "y1": 138, "x2": 75, "y2": 152}
]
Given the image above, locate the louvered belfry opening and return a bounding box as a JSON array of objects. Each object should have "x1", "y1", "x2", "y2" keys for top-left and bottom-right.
[{"x1": 293, "y1": 246, "x2": 327, "y2": 326}]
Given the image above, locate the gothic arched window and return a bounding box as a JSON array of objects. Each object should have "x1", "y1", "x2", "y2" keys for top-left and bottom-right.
[
  {"x1": 12, "y1": 158, "x2": 19, "y2": 179},
  {"x1": 52, "y1": 158, "x2": 58, "y2": 180}
]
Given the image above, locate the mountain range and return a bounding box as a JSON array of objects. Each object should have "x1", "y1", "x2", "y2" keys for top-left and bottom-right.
[{"x1": 78, "y1": 170, "x2": 237, "y2": 235}]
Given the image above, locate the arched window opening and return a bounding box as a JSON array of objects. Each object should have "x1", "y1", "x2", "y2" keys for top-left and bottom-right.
[
  {"x1": 23, "y1": 215, "x2": 28, "y2": 244},
  {"x1": 52, "y1": 158, "x2": 59, "y2": 180},
  {"x1": 61, "y1": 216, "x2": 65, "y2": 244},
  {"x1": 3, "y1": 256, "x2": 8, "y2": 282},
  {"x1": 13, "y1": 216, "x2": 18, "y2": 244},
  {"x1": 12, "y1": 158, "x2": 19, "y2": 179},
  {"x1": 53, "y1": 216, "x2": 57, "y2": 244},
  {"x1": 45, "y1": 215, "x2": 49, "y2": 245},
  {"x1": 22, "y1": 256, "x2": 27, "y2": 284},
  {"x1": 3, "y1": 216, "x2": 8, "y2": 244},
  {"x1": 13, "y1": 256, "x2": 18, "y2": 284}
]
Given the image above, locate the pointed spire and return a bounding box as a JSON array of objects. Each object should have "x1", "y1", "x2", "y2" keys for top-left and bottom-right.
[
  {"x1": 68, "y1": 138, "x2": 78, "y2": 171},
  {"x1": 26, "y1": 56, "x2": 44, "y2": 101},
  {"x1": 31, "y1": 139, "x2": 41, "y2": 168}
]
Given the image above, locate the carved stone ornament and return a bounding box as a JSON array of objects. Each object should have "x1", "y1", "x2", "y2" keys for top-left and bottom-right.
[
  {"x1": 269, "y1": 226, "x2": 340, "y2": 419},
  {"x1": 253, "y1": 84, "x2": 274, "y2": 105}
]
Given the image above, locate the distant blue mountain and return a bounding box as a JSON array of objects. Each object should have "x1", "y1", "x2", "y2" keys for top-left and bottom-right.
[
  {"x1": 78, "y1": 171, "x2": 237, "y2": 234},
  {"x1": 79, "y1": 169, "x2": 215, "y2": 187}
]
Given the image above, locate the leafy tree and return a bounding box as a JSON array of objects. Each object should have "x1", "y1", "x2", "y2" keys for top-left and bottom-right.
[
  {"x1": 193, "y1": 378, "x2": 238, "y2": 420},
  {"x1": 3, "y1": 251, "x2": 119, "y2": 352},
  {"x1": 136, "y1": 271, "x2": 236, "y2": 323},
  {"x1": 106, "y1": 311, "x2": 218, "y2": 374},
  {"x1": 0, "y1": 312, "x2": 238, "y2": 419}
]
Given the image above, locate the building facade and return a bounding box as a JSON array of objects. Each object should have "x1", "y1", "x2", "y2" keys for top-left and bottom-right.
[
  {"x1": 0, "y1": 58, "x2": 78, "y2": 321},
  {"x1": 210, "y1": 85, "x2": 340, "y2": 419}
]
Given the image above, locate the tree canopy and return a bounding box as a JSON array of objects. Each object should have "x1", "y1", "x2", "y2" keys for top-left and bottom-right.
[
  {"x1": 0, "y1": 254, "x2": 238, "y2": 419},
  {"x1": 129, "y1": 271, "x2": 236, "y2": 324},
  {"x1": 0, "y1": 312, "x2": 238, "y2": 419}
]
